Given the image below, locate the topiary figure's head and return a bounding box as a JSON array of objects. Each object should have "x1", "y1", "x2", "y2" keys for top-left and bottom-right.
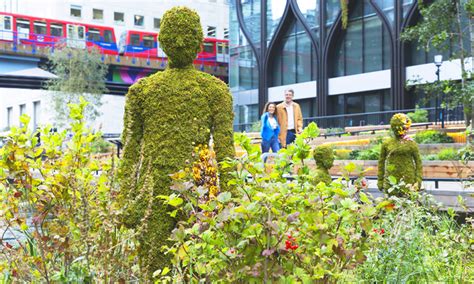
[
  {"x1": 313, "y1": 144, "x2": 334, "y2": 170},
  {"x1": 390, "y1": 113, "x2": 412, "y2": 138},
  {"x1": 158, "y1": 6, "x2": 203, "y2": 68}
]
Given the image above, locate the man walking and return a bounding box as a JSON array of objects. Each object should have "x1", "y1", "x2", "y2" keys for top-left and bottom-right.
[{"x1": 277, "y1": 89, "x2": 303, "y2": 147}]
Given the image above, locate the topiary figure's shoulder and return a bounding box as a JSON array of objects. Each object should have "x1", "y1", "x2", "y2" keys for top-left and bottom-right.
[{"x1": 194, "y1": 70, "x2": 229, "y2": 90}]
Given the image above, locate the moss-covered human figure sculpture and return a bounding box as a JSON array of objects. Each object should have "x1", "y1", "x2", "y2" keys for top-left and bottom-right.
[
  {"x1": 312, "y1": 144, "x2": 334, "y2": 185},
  {"x1": 377, "y1": 113, "x2": 422, "y2": 195},
  {"x1": 119, "y1": 6, "x2": 234, "y2": 279}
]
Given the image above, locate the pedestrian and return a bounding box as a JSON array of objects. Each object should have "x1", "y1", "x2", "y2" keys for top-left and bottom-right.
[
  {"x1": 260, "y1": 102, "x2": 280, "y2": 155},
  {"x1": 277, "y1": 89, "x2": 303, "y2": 147}
]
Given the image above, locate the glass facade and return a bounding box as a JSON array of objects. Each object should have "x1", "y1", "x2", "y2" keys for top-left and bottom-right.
[
  {"x1": 269, "y1": 19, "x2": 316, "y2": 87},
  {"x1": 230, "y1": 0, "x2": 469, "y2": 129},
  {"x1": 331, "y1": 0, "x2": 391, "y2": 77}
]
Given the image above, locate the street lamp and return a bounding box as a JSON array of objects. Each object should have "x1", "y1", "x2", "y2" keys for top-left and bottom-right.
[{"x1": 434, "y1": 55, "x2": 444, "y2": 128}]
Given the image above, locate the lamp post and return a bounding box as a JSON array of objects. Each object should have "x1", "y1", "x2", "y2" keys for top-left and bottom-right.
[{"x1": 434, "y1": 55, "x2": 444, "y2": 128}]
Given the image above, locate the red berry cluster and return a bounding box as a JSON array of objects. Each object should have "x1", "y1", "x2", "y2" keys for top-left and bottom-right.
[
  {"x1": 285, "y1": 234, "x2": 298, "y2": 250},
  {"x1": 373, "y1": 228, "x2": 385, "y2": 235}
]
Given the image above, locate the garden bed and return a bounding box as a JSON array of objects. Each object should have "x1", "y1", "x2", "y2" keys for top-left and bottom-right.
[{"x1": 326, "y1": 160, "x2": 474, "y2": 179}]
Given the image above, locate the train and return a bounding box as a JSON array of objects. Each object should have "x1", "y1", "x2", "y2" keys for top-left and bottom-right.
[{"x1": 0, "y1": 12, "x2": 229, "y2": 65}]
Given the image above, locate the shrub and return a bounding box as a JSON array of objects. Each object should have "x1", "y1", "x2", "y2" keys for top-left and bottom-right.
[
  {"x1": 355, "y1": 145, "x2": 381, "y2": 160},
  {"x1": 346, "y1": 194, "x2": 474, "y2": 282},
  {"x1": 407, "y1": 107, "x2": 428, "y2": 123},
  {"x1": 437, "y1": 148, "x2": 460, "y2": 160},
  {"x1": 413, "y1": 130, "x2": 454, "y2": 144},
  {"x1": 91, "y1": 137, "x2": 113, "y2": 153},
  {"x1": 0, "y1": 98, "x2": 138, "y2": 282},
  {"x1": 334, "y1": 149, "x2": 352, "y2": 159},
  {"x1": 159, "y1": 124, "x2": 386, "y2": 283},
  {"x1": 348, "y1": 145, "x2": 381, "y2": 160}
]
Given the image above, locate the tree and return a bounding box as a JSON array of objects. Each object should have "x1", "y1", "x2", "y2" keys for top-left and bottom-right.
[
  {"x1": 401, "y1": 0, "x2": 473, "y2": 127},
  {"x1": 47, "y1": 47, "x2": 108, "y2": 127}
]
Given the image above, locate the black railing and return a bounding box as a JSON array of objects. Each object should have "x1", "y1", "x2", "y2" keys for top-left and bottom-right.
[{"x1": 233, "y1": 106, "x2": 465, "y2": 132}]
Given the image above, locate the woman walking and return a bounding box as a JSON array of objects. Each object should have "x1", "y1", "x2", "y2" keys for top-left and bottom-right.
[{"x1": 260, "y1": 102, "x2": 280, "y2": 156}]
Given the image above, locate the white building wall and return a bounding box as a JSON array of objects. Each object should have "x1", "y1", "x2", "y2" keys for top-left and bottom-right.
[
  {"x1": 267, "y1": 57, "x2": 473, "y2": 103},
  {"x1": 0, "y1": 0, "x2": 229, "y2": 39},
  {"x1": 0, "y1": 88, "x2": 125, "y2": 133}
]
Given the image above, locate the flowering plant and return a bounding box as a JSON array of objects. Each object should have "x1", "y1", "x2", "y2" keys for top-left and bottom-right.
[{"x1": 159, "y1": 125, "x2": 389, "y2": 282}]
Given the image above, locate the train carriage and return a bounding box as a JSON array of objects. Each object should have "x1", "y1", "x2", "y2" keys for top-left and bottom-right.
[
  {"x1": 0, "y1": 12, "x2": 118, "y2": 55},
  {"x1": 0, "y1": 12, "x2": 228, "y2": 65}
]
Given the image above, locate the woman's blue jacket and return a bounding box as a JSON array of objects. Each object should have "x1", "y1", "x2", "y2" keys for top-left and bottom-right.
[{"x1": 260, "y1": 112, "x2": 280, "y2": 141}]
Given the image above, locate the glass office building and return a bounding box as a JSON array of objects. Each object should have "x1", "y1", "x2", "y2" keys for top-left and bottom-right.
[{"x1": 230, "y1": 0, "x2": 470, "y2": 129}]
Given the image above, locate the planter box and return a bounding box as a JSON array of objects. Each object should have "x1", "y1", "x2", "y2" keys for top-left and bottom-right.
[{"x1": 327, "y1": 160, "x2": 473, "y2": 179}]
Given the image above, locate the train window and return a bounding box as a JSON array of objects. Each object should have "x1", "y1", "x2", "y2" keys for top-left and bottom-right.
[
  {"x1": 143, "y1": 35, "x2": 154, "y2": 48},
  {"x1": 217, "y1": 43, "x2": 223, "y2": 54},
  {"x1": 130, "y1": 33, "x2": 140, "y2": 46},
  {"x1": 104, "y1": 30, "x2": 114, "y2": 43},
  {"x1": 4, "y1": 16, "x2": 11, "y2": 30},
  {"x1": 203, "y1": 42, "x2": 214, "y2": 53},
  {"x1": 50, "y1": 23, "x2": 63, "y2": 37},
  {"x1": 78, "y1": 26, "x2": 85, "y2": 38},
  {"x1": 17, "y1": 19, "x2": 30, "y2": 30},
  {"x1": 34, "y1": 21, "x2": 47, "y2": 35},
  {"x1": 88, "y1": 28, "x2": 100, "y2": 42}
]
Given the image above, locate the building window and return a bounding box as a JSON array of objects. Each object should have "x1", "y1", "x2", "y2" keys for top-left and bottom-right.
[
  {"x1": 33, "y1": 101, "x2": 41, "y2": 130},
  {"x1": 93, "y1": 9, "x2": 103, "y2": 21},
  {"x1": 269, "y1": 19, "x2": 316, "y2": 87},
  {"x1": 207, "y1": 26, "x2": 216, "y2": 37},
  {"x1": 19, "y1": 104, "x2": 26, "y2": 116},
  {"x1": 70, "y1": 5, "x2": 82, "y2": 18},
  {"x1": 331, "y1": 0, "x2": 391, "y2": 77},
  {"x1": 224, "y1": 28, "x2": 229, "y2": 39},
  {"x1": 153, "y1": 18, "x2": 161, "y2": 30},
  {"x1": 6, "y1": 107, "x2": 12, "y2": 129},
  {"x1": 134, "y1": 15, "x2": 144, "y2": 27},
  {"x1": 19, "y1": 104, "x2": 26, "y2": 126},
  {"x1": 114, "y1": 12, "x2": 124, "y2": 24}
]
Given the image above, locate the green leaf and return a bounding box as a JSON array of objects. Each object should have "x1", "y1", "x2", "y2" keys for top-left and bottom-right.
[
  {"x1": 388, "y1": 176, "x2": 397, "y2": 185},
  {"x1": 168, "y1": 196, "x2": 184, "y2": 207},
  {"x1": 217, "y1": 191, "x2": 232, "y2": 203},
  {"x1": 359, "y1": 192, "x2": 372, "y2": 204},
  {"x1": 344, "y1": 162, "x2": 356, "y2": 173},
  {"x1": 19, "y1": 114, "x2": 30, "y2": 126}
]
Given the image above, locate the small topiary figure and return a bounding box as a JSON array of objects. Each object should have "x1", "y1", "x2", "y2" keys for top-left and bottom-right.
[
  {"x1": 312, "y1": 144, "x2": 334, "y2": 185},
  {"x1": 118, "y1": 6, "x2": 234, "y2": 279},
  {"x1": 377, "y1": 113, "x2": 422, "y2": 195}
]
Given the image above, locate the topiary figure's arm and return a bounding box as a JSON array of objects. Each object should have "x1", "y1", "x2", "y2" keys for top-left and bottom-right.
[
  {"x1": 210, "y1": 81, "x2": 235, "y2": 191},
  {"x1": 377, "y1": 142, "x2": 387, "y2": 190},
  {"x1": 413, "y1": 143, "x2": 423, "y2": 189},
  {"x1": 119, "y1": 82, "x2": 144, "y2": 200}
]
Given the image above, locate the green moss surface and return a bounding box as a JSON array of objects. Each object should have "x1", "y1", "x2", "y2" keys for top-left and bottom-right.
[
  {"x1": 158, "y1": 6, "x2": 203, "y2": 68},
  {"x1": 119, "y1": 6, "x2": 234, "y2": 280},
  {"x1": 312, "y1": 145, "x2": 334, "y2": 185},
  {"x1": 377, "y1": 114, "x2": 422, "y2": 195}
]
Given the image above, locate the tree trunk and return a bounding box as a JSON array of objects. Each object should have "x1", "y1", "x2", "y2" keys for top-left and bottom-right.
[{"x1": 454, "y1": 0, "x2": 472, "y2": 126}]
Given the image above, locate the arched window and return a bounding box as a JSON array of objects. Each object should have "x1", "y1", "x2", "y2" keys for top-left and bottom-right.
[
  {"x1": 331, "y1": 0, "x2": 391, "y2": 77},
  {"x1": 269, "y1": 18, "x2": 317, "y2": 87}
]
